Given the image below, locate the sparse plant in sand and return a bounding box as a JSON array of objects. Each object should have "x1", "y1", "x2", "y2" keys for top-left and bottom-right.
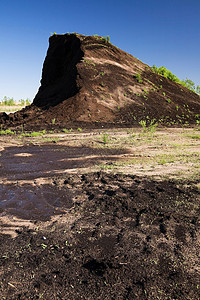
[
  {"x1": 102, "y1": 134, "x2": 109, "y2": 144},
  {"x1": 62, "y1": 128, "x2": 73, "y2": 133},
  {"x1": 139, "y1": 119, "x2": 158, "y2": 133}
]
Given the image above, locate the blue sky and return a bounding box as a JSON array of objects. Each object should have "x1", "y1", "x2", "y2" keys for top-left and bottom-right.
[{"x1": 0, "y1": 0, "x2": 200, "y2": 101}]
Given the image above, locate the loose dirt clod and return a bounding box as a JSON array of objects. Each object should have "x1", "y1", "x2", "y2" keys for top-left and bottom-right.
[{"x1": 0, "y1": 172, "x2": 200, "y2": 299}]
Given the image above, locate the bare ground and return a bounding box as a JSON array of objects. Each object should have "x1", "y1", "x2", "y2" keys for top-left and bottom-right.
[{"x1": 0, "y1": 127, "x2": 200, "y2": 299}]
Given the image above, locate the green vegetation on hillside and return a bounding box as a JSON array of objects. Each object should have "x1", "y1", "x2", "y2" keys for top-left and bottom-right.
[{"x1": 152, "y1": 65, "x2": 200, "y2": 95}]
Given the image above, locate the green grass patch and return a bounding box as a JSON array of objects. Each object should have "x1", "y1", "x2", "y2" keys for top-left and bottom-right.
[
  {"x1": 0, "y1": 129, "x2": 16, "y2": 135},
  {"x1": 187, "y1": 134, "x2": 200, "y2": 139}
]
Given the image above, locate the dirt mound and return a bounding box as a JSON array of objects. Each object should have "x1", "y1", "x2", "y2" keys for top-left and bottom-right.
[
  {"x1": 1, "y1": 33, "x2": 200, "y2": 129},
  {"x1": 0, "y1": 172, "x2": 200, "y2": 299}
]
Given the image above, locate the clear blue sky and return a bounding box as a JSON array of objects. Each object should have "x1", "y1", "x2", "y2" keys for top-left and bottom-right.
[{"x1": 1, "y1": 0, "x2": 200, "y2": 101}]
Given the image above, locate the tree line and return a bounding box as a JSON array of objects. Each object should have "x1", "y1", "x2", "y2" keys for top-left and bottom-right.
[{"x1": 0, "y1": 96, "x2": 31, "y2": 106}]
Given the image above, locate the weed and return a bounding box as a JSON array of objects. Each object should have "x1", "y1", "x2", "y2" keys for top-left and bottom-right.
[
  {"x1": 83, "y1": 59, "x2": 95, "y2": 66},
  {"x1": 41, "y1": 243, "x2": 47, "y2": 249},
  {"x1": 143, "y1": 88, "x2": 149, "y2": 94},
  {"x1": 139, "y1": 119, "x2": 158, "y2": 133},
  {"x1": 100, "y1": 36, "x2": 110, "y2": 43},
  {"x1": 77, "y1": 128, "x2": 82, "y2": 132},
  {"x1": 102, "y1": 134, "x2": 109, "y2": 144},
  {"x1": 127, "y1": 128, "x2": 136, "y2": 137},
  {"x1": 100, "y1": 36, "x2": 107, "y2": 42},
  {"x1": 187, "y1": 134, "x2": 200, "y2": 140},
  {"x1": 62, "y1": 129, "x2": 70, "y2": 133},
  {"x1": 100, "y1": 81, "x2": 104, "y2": 87},
  {"x1": 99, "y1": 162, "x2": 115, "y2": 170},
  {"x1": 0, "y1": 129, "x2": 15, "y2": 135},
  {"x1": 21, "y1": 131, "x2": 44, "y2": 137},
  {"x1": 135, "y1": 73, "x2": 143, "y2": 83},
  {"x1": 52, "y1": 118, "x2": 56, "y2": 124}
]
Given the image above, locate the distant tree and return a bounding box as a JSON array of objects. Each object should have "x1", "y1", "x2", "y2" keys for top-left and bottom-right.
[
  {"x1": 8, "y1": 98, "x2": 15, "y2": 106},
  {"x1": 25, "y1": 98, "x2": 31, "y2": 105},
  {"x1": 3, "y1": 96, "x2": 8, "y2": 105},
  {"x1": 20, "y1": 99, "x2": 25, "y2": 106}
]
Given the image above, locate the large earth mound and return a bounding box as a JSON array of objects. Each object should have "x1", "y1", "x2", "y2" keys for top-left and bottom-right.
[{"x1": 1, "y1": 33, "x2": 200, "y2": 129}]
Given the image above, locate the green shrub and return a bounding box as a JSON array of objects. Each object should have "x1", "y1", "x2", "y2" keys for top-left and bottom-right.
[{"x1": 152, "y1": 65, "x2": 200, "y2": 95}]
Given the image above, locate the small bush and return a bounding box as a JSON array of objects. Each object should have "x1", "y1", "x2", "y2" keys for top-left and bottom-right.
[{"x1": 152, "y1": 65, "x2": 200, "y2": 95}]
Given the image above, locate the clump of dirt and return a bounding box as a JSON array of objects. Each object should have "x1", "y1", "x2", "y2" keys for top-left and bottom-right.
[
  {"x1": 1, "y1": 33, "x2": 200, "y2": 129},
  {"x1": 0, "y1": 172, "x2": 200, "y2": 299}
]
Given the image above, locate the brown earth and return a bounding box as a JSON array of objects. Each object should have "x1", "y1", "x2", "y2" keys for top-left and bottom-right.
[
  {"x1": 0, "y1": 171, "x2": 200, "y2": 299},
  {"x1": 0, "y1": 34, "x2": 200, "y2": 299},
  {"x1": 0, "y1": 33, "x2": 200, "y2": 129},
  {"x1": 0, "y1": 129, "x2": 200, "y2": 299}
]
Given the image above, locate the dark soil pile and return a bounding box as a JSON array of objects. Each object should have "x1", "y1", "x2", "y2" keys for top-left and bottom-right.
[
  {"x1": 1, "y1": 33, "x2": 200, "y2": 129},
  {"x1": 0, "y1": 172, "x2": 200, "y2": 299}
]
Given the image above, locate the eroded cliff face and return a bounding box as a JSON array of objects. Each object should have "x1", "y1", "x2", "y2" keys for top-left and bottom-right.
[
  {"x1": 1, "y1": 33, "x2": 200, "y2": 129},
  {"x1": 33, "y1": 34, "x2": 84, "y2": 108}
]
